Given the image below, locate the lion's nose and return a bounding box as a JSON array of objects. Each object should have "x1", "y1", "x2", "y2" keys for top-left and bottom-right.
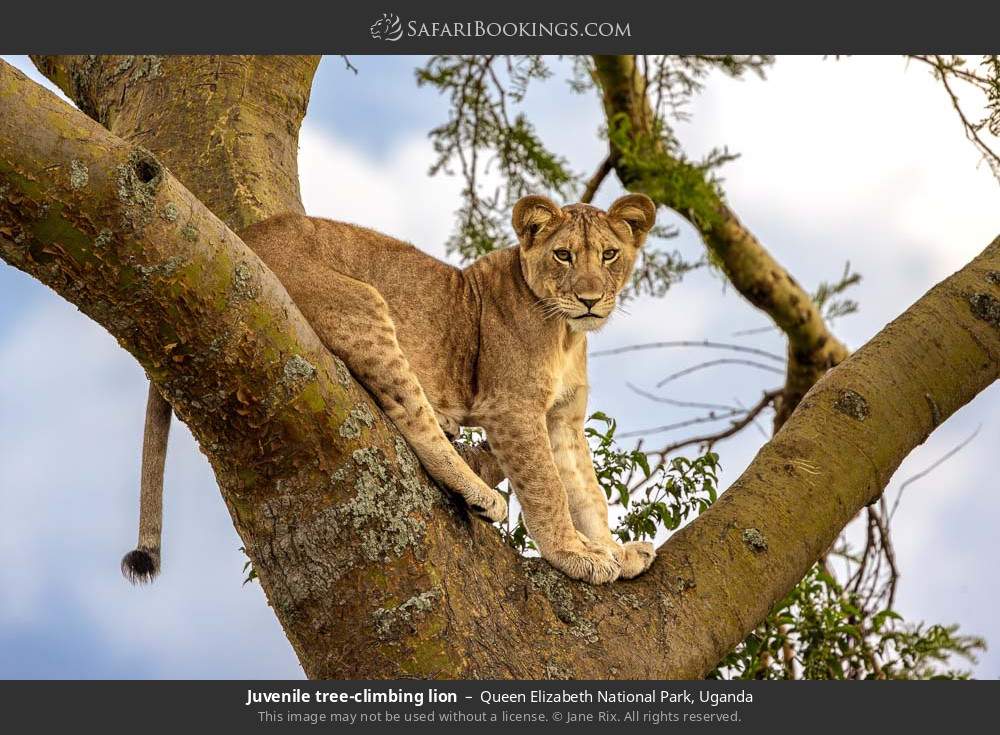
[{"x1": 576, "y1": 295, "x2": 600, "y2": 310}]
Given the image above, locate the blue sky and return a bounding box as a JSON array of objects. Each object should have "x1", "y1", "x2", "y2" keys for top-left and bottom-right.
[{"x1": 1, "y1": 55, "x2": 998, "y2": 678}]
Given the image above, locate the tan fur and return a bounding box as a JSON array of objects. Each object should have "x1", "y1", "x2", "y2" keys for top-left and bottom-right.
[
  {"x1": 128, "y1": 194, "x2": 658, "y2": 585},
  {"x1": 237, "y1": 193, "x2": 658, "y2": 583}
]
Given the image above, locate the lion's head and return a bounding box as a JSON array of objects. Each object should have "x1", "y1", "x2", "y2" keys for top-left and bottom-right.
[{"x1": 512, "y1": 193, "x2": 656, "y2": 332}]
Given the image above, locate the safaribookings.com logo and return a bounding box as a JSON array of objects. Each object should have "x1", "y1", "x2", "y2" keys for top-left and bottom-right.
[
  {"x1": 370, "y1": 13, "x2": 404, "y2": 41},
  {"x1": 369, "y1": 13, "x2": 631, "y2": 41}
]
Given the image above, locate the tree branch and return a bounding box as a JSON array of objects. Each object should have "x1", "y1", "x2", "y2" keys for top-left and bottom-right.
[
  {"x1": 591, "y1": 55, "x2": 850, "y2": 429},
  {"x1": 580, "y1": 155, "x2": 613, "y2": 204},
  {"x1": 2, "y1": 59, "x2": 997, "y2": 679}
]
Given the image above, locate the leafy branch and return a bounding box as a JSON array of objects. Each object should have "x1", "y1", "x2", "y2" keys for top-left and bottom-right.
[{"x1": 416, "y1": 55, "x2": 577, "y2": 260}]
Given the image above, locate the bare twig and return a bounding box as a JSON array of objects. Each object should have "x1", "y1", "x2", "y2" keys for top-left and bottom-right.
[
  {"x1": 888, "y1": 424, "x2": 982, "y2": 524},
  {"x1": 644, "y1": 389, "x2": 781, "y2": 462},
  {"x1": 656, "y1": 358, "x2": 785, "y2": 388},
  {"x1": 617, "y1": 409, "x2": 747, "y2": 440},
  {"x1": 339, "y1": 55, "x2": 358, "y2": 74},
  {"x1": 591, "y1": 339, "x2": 785, "y2": 362},
  {"x1": 581, "y1": 155, "x2": 613, "y2": 204},
  {"x1": 907, "y1": 55, "x2": 1000, "y2": 179},
  {"x1": 626, "y1": 382, "x2": 740, "y2": 412}
]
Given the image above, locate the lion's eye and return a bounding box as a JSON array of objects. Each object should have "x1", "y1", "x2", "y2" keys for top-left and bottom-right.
[
  {"x1": 553, "y1": 249, "x2": 573, "y2": 263},
  {"x1": 602, "y1": 249, "x2": 620, "y2": 262}
]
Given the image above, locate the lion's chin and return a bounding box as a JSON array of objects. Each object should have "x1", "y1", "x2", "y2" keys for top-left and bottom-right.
[{"x1": 567, "y1": 315, "x2": 607, "y2": 333}]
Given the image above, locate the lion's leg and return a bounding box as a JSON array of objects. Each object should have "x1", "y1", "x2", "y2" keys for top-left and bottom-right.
[
  {"x1": 482, "y1": 412, "x2": 620, "y2": 584},
  {"x1": 547, "y1": 390, "x2": 655, "y2": 580},
  {"x1": 297, "y1": 272, "x2": 506, "y2": 523}
]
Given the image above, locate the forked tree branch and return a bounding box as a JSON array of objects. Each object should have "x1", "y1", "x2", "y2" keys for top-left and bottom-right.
[{"x1": 2, "y1": 59, "x2": 998, "y2": 679}]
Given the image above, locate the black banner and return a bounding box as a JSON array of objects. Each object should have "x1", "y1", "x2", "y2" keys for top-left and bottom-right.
[
  {"x1": 0, "y1": 680, "x2": 994, "y2": 732},
  {"x1": 2, "y1": 0, "x2": 999, "y2": 53}
]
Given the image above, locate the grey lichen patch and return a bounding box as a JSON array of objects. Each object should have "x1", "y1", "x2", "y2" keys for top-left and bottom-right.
[
  {"x1": 339, "y1": 403, "x2": 376, "y2": 439},
  {"x1": 113, "y1": 56, "x2": 135, "y2": 75},
  {"x1": 987, "y1": 271, "x2": 1000, "y2": 286},
  {"x1": 371, "y1": 588, "x2": 440, "y2": 640},
  {"x1": 86, "y1": 298, "x2": 136, "y2": 336},
  {"x1": 341, "y1": 446, "x2": 438, "y2": 563},
  {"x1": 69, "y1": 159, "x2": 89, "y2": 189},
  {"x1": 115, "y1": 147, "x2": 164, "y2": 232},
  {"x1": 330, "y1": 464, "x2": 348, "y2": 486},
  {"x1": 132, "y1": 55, "x2": 164, "y2": 81},
  {"x1": 614, "y1": 590, "x2": 643, "y2": 610},
  {"x1": 258, "y1": 445, "x2": 441, "y2": 590},
  {"x1": 524, "y1": 559, "x2": 578, "y2": 625},
  {"x1": 834, "y1": 389, "x2": 869, "y2": 421},
  {"x1": 969, "y1": 292, "x2": 1000, "y2": 330},
  {"x1": 741, "y1": 527, "x2": 768, "y2": 552},
  {"x1": 570, "y1": 618, "x2": 600, "y2": 644},
  {"x1": 180, "y1": 223, "x2": 199, "y2": 242},
  {"x1": 282, "y1": 354, "x2": 316, "y2": 386},
  {"x1": 673, "y1": 576, "x2": 696, "y2": 594},
  {"x1": 136, "y1": 255, "x2": 183, "y2": 279},
  {"x1": 394, "y1": 436, "x2": 418, "y2": 476},
  {"x1": 112, "y1": 55, "x2": 164, "y2": 82},
  {"x1": 160, "y1": 202, "x2": 179, "y2": 222},
  {"x1": 233, "y1": 261, "x2": 260, "y2": 299},
  {"x1": 93, "y1": 229, "x2": 113, "y2": 249},
  {"x1": 544, "y1": 661, "x2": 572, "y2": 680},
  {"x1": 332, "y1": 356, "x2": 352, "y2": 386}
]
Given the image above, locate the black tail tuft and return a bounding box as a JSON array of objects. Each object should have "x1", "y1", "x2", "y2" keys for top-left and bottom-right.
[{"x1": 121, "y1": 547, "x2": 160, "y2": 584}]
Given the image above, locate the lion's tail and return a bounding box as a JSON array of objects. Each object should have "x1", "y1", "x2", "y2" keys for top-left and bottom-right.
[{"x1": 121, "y1": 383, "x2": 171, "y2": 584}]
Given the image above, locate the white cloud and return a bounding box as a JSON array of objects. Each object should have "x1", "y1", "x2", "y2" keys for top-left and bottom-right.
[{"x1": 299, "y1": 123, "x2": 466, "y2": 263}]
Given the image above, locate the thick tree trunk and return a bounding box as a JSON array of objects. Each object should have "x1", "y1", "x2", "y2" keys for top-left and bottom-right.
[
  {"x1": 591, "y1": 55, "x2": 850, "y2": 429},
  {"x1": 2, "y1": 59, "x2": 997, "y2": 679},
  {"x1": 29, "y1": 55, "x2": 315, "y2": 230}
]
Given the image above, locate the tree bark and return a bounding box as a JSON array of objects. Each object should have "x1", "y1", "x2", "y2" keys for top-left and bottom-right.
[
  {"x1": 591, "y1": 55, "x2": 850, "y2": 429},
  {"x1": 28, "y1": 55, "x2": 316, "y2": 231},
  {"x1": 3, "y1": 58, "x2": 998, "y2": 679}
]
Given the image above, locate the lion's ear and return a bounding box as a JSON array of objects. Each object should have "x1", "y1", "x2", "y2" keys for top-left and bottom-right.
[
  {"x1": 512, "y1": 195, "x2": 562, "y2": 242},
  {"x1": 608, "y1": 193, "x2": 656, "y2": 244}
]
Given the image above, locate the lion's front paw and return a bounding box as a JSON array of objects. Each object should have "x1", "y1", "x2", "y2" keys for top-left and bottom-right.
[
  {"x1": 613, "y1": 540, "x2": 656, "y2": 579},
  {"x1": 545, "y1": 536, "x2": 621, "y2": 584},
  {"x1": 467, "y1": 486, "x2": 508, "y2": 524}
]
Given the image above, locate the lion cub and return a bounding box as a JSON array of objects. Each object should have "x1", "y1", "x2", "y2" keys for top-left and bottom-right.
[{"x1": 126, "y1": 194, "x2": 657, "y2": 585}]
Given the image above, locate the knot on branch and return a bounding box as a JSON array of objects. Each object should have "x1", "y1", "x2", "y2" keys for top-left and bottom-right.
[
  {"x1": 116, "y1": 147, "x2": 164, "y2": 232},
  {"x1": 969, "y1": 292, "x2": 1000, "y2": 330},
  {"x1": 834, "y1": 389, "x2": 870, "y2": 421}
]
